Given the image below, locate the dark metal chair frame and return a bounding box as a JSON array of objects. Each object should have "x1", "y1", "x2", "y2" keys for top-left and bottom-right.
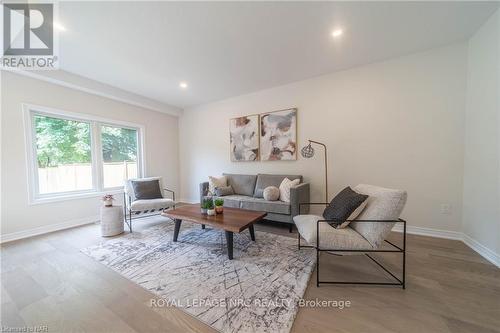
[
  {"x1": 123, "y1": 188, "x2": 175, "y2": 232},
  {"x1": 298, "y1": 203, "x2": 406, "y2": 289}
]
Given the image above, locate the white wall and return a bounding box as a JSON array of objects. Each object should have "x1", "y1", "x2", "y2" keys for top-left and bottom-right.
[
  {"x1": 0, "y1": 71, "x2": 180, "y2": 239},
  {"x1": 179, "y1": 43, "x2": 468, "y2": 232},
  {"x1": 462, "y1": 10, "x2": 500, "y2": 258}
]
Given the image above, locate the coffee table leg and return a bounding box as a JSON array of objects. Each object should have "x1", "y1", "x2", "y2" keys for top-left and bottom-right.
[
  {"x1": 225, "y1": 231, "x2": 233, "y2": 260},
  {"x1": 173, "y1": 219, "x2": 182, "y2": 242},
  {"x1": 249, "y1": 224, "x2": 255, "y2": 241}
]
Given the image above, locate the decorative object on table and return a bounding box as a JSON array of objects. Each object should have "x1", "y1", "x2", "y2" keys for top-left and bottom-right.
[
  {"x1": 208, "y1": 175, "x2": 227, "y2": 193},
  {"x1": 214, "y1": 198, "x2": 224, "y2": 214},
  {"x1": 82, "y1": 219, "x2": 314, "y2": 333},
  {"x1": 294, "y1": 184, "x2": 407, "y2": 289},
  {"x1": 263, "y1": 186, "x2": 280, "y2": 201},
  {"x1": 101, "y1": 194, "x2": 115, "y2": 207},
  {"x1": 279, "y1": 178, "x2": 301, "y2": 203},
  {"x1": 200, "y1": 197, "x2": 211, "y2": 215},
  {"x1": 323, "y1": 186, "x2": 368, "y2": 228},
  {"x1": 301, "y1": 139, "x2": 328, "y2": 203},
  {"x1": 100, "y1": 205, "x2": 124, "y2": 237},
  {"x1": 124, "y1": 177, "x2": 175, "y2": 232},
  {"x1": 260, "y1": 108, "x2": 297, "y2": 161},
  {"x1": 206, "y1": 199, "x2": 216, "y2": 216},
  {"x1": 229, "y1": 115, "x2": 259, "y2": 161}
]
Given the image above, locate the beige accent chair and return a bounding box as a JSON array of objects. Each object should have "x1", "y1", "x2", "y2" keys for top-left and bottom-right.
[
  {"x1": 294, "y1": 184, "x2": 407, "y2": 288},
  {"x1": 124, "y1": 177, "x2": 175, "y2": 232}
]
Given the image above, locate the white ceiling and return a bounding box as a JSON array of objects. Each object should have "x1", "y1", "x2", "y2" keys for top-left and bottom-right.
[{"x1": 58, "y1": 1, "x2": 499, "y2": 108}]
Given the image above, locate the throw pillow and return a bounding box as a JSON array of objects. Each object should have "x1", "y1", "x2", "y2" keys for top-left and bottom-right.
[
  {"x1": 323, "y1": 187, "x2": 368, "y2": 227},
  {"x1": 131, "y1": 179, "x2": 163, "y2": 200},
  {"x1": 215, "y1": 185, "x2": 234, "y2": 196},
  {"x1": 263, "y1": 186, "x2": 280, "y2": 201},
  {"x1": 208, "y1": 176, "x2": 227, "y2": 194},
  {"x1": 335, "y1": 200, "x2": 368, "y2": 229},
  {"x1": 279, "y1": 178, "x2": 300, "y2": 203}
]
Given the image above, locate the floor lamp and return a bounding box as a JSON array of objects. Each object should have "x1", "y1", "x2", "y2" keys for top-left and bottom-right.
[{"x1": 301, "y1": 140, "x2": 328, "y2": 203}]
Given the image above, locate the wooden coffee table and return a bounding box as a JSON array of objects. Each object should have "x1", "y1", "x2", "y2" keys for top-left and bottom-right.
[{"x1": 161, "y1": 204, "x2": 267, "y2": 259}]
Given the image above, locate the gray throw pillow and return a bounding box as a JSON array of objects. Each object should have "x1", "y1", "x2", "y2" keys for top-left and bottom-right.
[
  {"x1": 132, "y1": 179, "x2": 162, "y2": 200},
  {"x1": 215, "y1": 185, "x2": 234, "y2": 196},
  {"x1": 323, "y1": 187, "x2": 368, "y2": 227}
]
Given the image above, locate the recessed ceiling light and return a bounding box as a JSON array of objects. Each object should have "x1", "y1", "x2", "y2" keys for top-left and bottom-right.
[
  {"x1": 331, "y1": 29, "x2": 343, "y2": 38},
  {"x1": 179, "y1": 82, "x2": 188, "y2": 89},
  {"x1": 53, "y1": 22, "x2": 66, "y2": 31}
]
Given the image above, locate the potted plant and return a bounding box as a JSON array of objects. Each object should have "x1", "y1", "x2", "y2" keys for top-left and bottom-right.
[
  {"x1": 201, "y1": 198, "x2": 211, "y2": 215},
  {"x1": 101, "y1": 194, "x2": 115, "y2": 207},
  {"x1": 206, "y1": 199, "x2": 216, "y2": 216},
  {"x1": 214, "y1": 198, "x2": 224, "y2": 214}
]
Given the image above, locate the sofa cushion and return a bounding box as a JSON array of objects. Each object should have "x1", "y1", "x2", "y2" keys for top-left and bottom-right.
[
  {"x1": 223, "y1": 174, "x2": 257, "y2": 196},
  {"x1": 215, "y1": 185, "x2": 234, "y2": 196},
  {"x1": 350, "y1": 184, "x2": 407, "y2": 248},
  {"x1": 131, "y1": 198, "x2": 174, "y2": 211},
  {"x1": 293, "y1": 215, "x2": 373, "y2": 249},
  {"x1": 239, "y1": 197, "x2": 291, "y2": 215},
  {"x1": 218, "y1": 195, "x2": 247, "y2": 208},
  {"x1": 254, "y1": 174, "x2": 302, "y2": 197}
]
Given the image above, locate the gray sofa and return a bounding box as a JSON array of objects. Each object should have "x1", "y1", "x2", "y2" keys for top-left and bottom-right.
[{"x1": 200, "y1": 173, "x2": 310, "y2": 228}]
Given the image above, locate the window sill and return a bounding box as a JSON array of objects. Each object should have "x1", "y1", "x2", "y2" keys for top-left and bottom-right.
[{"x1": 30, "y1": 189, "x2": 124, "y2": 206}]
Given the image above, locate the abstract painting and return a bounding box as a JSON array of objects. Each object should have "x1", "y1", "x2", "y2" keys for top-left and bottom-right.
[
  {"x1": 260, "y1": 108, "x2": 297, "y2": 161},
  {"x1": 229, "y1": 115, "x2": 259, "y2": 161}
]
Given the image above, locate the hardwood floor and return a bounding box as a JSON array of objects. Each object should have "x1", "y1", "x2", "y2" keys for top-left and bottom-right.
[{"x1": 1, "y1": 216, "x2": 499, "y2": 333}]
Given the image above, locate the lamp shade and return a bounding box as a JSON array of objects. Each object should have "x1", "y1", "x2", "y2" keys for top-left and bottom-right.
[{"x1": 301, "y1": 143, "x2": 315, "y2": 158}]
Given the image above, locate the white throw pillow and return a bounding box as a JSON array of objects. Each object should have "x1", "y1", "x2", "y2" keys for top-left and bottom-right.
[
  {"x1": 279, "y1": 178, "x2": 300, "y2": 203},
  {"x1": 263, "y1": 186, "x2": 280, "y2": 201},
  {"x1": 208, "y1": 176, "x2": 227, "y2": 194},
  {"x1": 335, "y1": 199, "x2": 368, "y2": 229}
]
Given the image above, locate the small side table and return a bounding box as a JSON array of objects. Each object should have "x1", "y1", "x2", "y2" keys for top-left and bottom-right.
[{"x1": 100, "y1": 205, "x2": 124, "y2": 237}]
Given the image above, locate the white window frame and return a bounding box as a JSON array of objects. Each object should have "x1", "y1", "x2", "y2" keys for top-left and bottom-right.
[{"x1": 23, "y1": 103, "x2": 145, "y2": 205}]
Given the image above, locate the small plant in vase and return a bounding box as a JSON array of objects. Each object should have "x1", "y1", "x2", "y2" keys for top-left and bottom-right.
[
  {"x1": 201, "y1": 199, "x2": 209, "y2": 215},
  {"x1": 214, "y1": 198, "x2": 224, "y2": 214},
  {"x1": 101, "y1": 194, "x2": 115, "y2": 207},
  {"x1": 206, "y1": 200, "x2": 216, "y2": 216}
]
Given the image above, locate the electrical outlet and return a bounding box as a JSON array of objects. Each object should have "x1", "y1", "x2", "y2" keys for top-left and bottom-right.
[{"x1": 440, "y1": 204, "x2": 452, "y2": 215}]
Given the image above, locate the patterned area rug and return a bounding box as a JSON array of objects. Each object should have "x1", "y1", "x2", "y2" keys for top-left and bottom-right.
[{"x1": 81, "y1": 220, "x2": 315, "y2": 333}]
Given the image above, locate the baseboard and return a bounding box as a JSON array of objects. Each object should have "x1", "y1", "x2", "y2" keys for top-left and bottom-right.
[
  {"x1": 392, "y1": 224, "x2": 463, "y2": 240},
  {"x1": 0, "y1": 215, "x2": 99, "y2": 244},
  {"x1": 392, "y1": 224, "x2": 499, "y2": 268},
  {"x1": 462, "y1": 234, "x2": 500, "y2": 268}
]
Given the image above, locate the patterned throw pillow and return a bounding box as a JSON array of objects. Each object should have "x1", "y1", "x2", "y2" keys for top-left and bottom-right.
[
  {"x1": 208, "y1": 176, "x2": 227, "y2": 194},
  {"x1": 323, "y1": 187, "x2": 368, "y2": 228},
  {"x1": 263, "y1": 186, "x2": 280, "y2": 201},
  {"x1": 279, "y1": 178, "x2": 300, "y2": 203}
]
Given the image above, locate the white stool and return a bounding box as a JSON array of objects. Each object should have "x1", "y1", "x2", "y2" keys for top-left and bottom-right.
[{"x1": 100, "y1": 205, "x2": 124, "y2": 237}]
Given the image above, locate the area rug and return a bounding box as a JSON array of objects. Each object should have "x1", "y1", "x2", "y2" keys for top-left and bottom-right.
[{"x1": 81, "y1": 220, "x2": 315, "y2": 333}]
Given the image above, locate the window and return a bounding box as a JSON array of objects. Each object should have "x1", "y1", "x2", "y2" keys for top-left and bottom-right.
[
  {"x1": 101, "y1": 125, "x2": 138, "y2": 188},
  {"x1": 25, "y1": 105, "x2": 144, "y2": 203}
]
